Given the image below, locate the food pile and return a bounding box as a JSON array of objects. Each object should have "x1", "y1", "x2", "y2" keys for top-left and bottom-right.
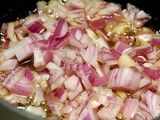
[{"x1": 0, "y1": 0, "x2": 160, "y2": 119}]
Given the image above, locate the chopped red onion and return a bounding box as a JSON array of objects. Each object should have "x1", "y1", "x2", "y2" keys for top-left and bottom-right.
[
  {"x1": 54, "y1": 87, "x2": 67, "y2": 103},
  {"x1": 143, "y1": 67, "x2": 160, "y2": 80},
  {"x1": 123, "y1": 3, "x2": 150, "y2": 27},
  {"x1": 134, "y1": 44, "x2": 153, "y2": 54},
  {"x1": 16, "y1": 43, "x2": 36, "y2": 61},
  {"x1": 114, "y1": 41, "x2": 135, "y2": 56},
  {"x1": 64, "y1": 75, "x2": 79, "y2": 91},
  {"x1": 27, "y1": 21, "x2": 45, "y2": 33},
  {"x1": 66, "y1": 0, "x2": 84, "y2": 10},
  {"x1": 108, "y1": 67, "x2": 141, "y2": 91},
  {"x1": 89, "y1": 18, "x2": 106, "y2": 29},
  {"x1": 11, "y1": 82, "x2": 33, "y2": 96},
  {"x1": 33, "y1": 48, "x2": 46, "y2": 69},
  {"x1": 88, "y1": 72, "x2": 109, "y2": 87},
  {"x1": 53, "y1": 19, "x2": 68, "y2": 38},
  {"x1": 69, "y1": 28, "x2": 90, "y2": 49},
  {"x1": 0, "y1": 59, "x2": 18, "y2": 71},
  {"x1": 146, "y1": 90, "x2": 160, "y2": 118},
  {"x1": 138, "y1": 78, "x2": 151, "y2": 89},
  {"x1": 123, "y1": 98, "x2": 139, "y2": 118},
  {"x1": 151, "y1": 34, "x2": 160, "y2": 46},
  {"x1": 24, "y1": 67, "x2": 34, "y2": 81},
  {"x1": 97, "y1": 97, "x2": 123, "y2": 119},
  {"x1": 2, "y1": 67, "x2": 25, "y2": 89}
]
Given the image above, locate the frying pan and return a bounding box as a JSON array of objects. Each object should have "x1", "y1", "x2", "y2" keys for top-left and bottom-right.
[{"x1": 0, "y1": 0, "x2": 160, "y2": 120}]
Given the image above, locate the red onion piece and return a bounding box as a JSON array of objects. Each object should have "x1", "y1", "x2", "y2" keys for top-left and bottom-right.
[
  {"x1": 38, "y1": 71, "x2": 50, "y2": 81},
  {"x1": 64, "y1": 75, "x2": 79, "y2": 91},
  {"x1": 46, "y1": 93, "x2": 55, "y2": 113},
  {"x1": 33, "y1": 48, "x2": 45, "y2": 69},
  {"x1": 143, "y1": 67, "x2": 160, "y2": 80},
  {"x1": 108, "y1": 67, "x2": 141, "y2": 91},
  {"x1": 134, "y1": 114, "x2": 145, "y2": 120},
  {"x1": 48, "y1": 32, "x2": 70, "y2": 49},
  {"x1": 146, "y1": 46, "x2": 157, "y2": 61},
  {"x1": 66, "y1": 0, "x2": 84, "y2": 9},
  {"x1": 2, "y1": 37, "x2": 33, "y2": 59},
  {"x1": 88, "y1": 72, "x2": 109, "y2": 87},
  {"x1": 138, "y1": 78, "x2": 151, "y2": 89},
  {"x1": 110, "y1": 48, "x2": 121, "y2": 59},
  {"x1": 114, "y1": 41, "x2": 135, "y2": 56},
  {"x1": 123, "y1": 3, "x2": 150, "y2": 27},
  {"x1": 2, "y1": 67, "x2": 24, "y2": 89},
  {"x1": 134, "y1": 44, "x2": 153, "y2": 54},
  {"x1": 1, "y1": 0, "x2": 160, "y2": 119},
  {"x1": 49, "y1": 75, "x2": 66, "y2": 91},
  {"x1": 133, "y1": 55, "x2": 147, "y2": 63},
  {"x1": 1, "y1": 37, "x2": 10, "y2": 49},
  {"x1": 149, "y1": 86, "x2": 157, "y2": 93},
  {"x1": 11, "y1": 82, "x2": 33, "y2": 96},
  {"x1": 107, "y1": 96, "x2": 116, "y2": 103},
  {"x1": 46, "y1": 62, "x2": 64, "y2": 76},
  {"x1": 43, "y1": 50, "x2": 53, "y2": 64},
  {"x1": 69, "y1": 28, "x2": 90, "y2": 49},
  {"x1": 0, "y1": 59, "x2": 18, "y2": 71},
  {"x1": 89, "y1": 18, "x2": 106, "y2": 29},
  {"x1": 54, "y1": 87, "x2": 65, "y2": 99},
  {"x1": 99, "y1": 47, "x2": 115, "y2": 62},
  {"x1": 146, "y1": 90, "x2": 160, "y2": 118},
  {"x1": 64, "y1": 62, "x2": 81, "y2": 72},
  {"x1": 29, "y1": 33, "x2": 44, "y2": 42},
  {"x1": 82, "y1": 64, "x2": 92, "y2": 75},
  {"x1": 80, "y1": 44, "x2": 98, "y2": 65},
  {"x1": 98, "y1": 3, "x2": 120, "y2": 16},
  {"x1": 68, "y1": 80, "x2": 83, "y2": 100},
  {"x1": 33, "y1": 48, "x2": 53, "y2": 69},
  {"x1": 151, "y1": 34, "x2": 160, "y2": 46},
  {"x1": 16, "y1": 43, "x2": 36, "y2": 61},
  {"x1": 77, "y1": 106, "x2": 95, "y2": 120},
  {"x1": 53, "y1": 19, "x2": 68, "y2": 38},
  {"x1": 27, "y1": 21, "x2": 45, "y2": 33},
  {"x1": 54, "y1": 87, "x2": 67, "y2": 103},
  {"x1": 123, "y1": 98, "x2": 139, "y2": 118},
  {"x1": 25, "y1": 67, "x2": 34, "y2": 81},
  {"x1": 2, "y1": 33, "x2": 43, "y2": 60},
  {"x1": 97, "y1": 97, "x2": 123, "y2": 119}
]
